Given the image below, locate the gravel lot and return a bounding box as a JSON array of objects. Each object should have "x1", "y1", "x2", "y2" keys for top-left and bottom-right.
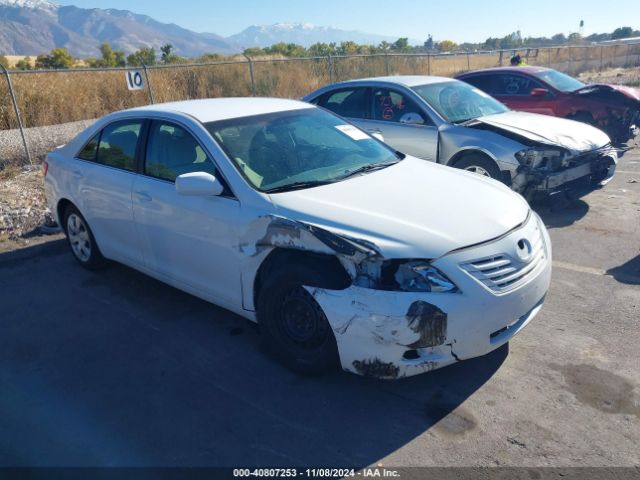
[
  {"x1": 0, "y1": 140, "x2": 638, "y2": 473},
  {"x1": 0, "y1": 119, "x2": 92, "y2": 167}
]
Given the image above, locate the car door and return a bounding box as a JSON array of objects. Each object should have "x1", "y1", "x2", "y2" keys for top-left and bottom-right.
[
  {"x1": 131, "y1": 118, "x2": 243, "y2": 306},
  {"x1": 72, "y1": 119, "x2": 145, "y2": 266},
  {"x1": 491, "y1": 73, "x2": 557, "y2": 115},
  {"x1": 358, "y1": 87, "x2": 439, "y2": 161}
]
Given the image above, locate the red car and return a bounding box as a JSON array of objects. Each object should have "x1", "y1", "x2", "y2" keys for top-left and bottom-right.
[{"x1": 456, "y1": 66, "x2": 640, "y2": 142}]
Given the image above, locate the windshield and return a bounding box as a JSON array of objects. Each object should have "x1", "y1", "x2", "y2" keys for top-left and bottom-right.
[
  {"x1": 533, "y1": 70, "x2": 585, "y2": 92},
  {"x1": 205, "y1": 108, "x2": 400, "y2": 193},
  {"x1": 412, "y1": 81, "x2": 509, "y2": 124}
]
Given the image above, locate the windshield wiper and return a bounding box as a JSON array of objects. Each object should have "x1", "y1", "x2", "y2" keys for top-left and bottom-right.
[
  {"x1": 263, "y1": 180, "x2": 335, "y2": 193},
  {"x1": 338, "y1": 160, "x2": 400, "y2": 180}
]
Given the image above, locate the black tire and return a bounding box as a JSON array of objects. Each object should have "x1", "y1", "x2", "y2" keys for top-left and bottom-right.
[
  {"x1": 63, "y1": 205, "x2": 106, "y2": 270},
  {"x1": 257, "y1": 264, "x2": 340, "y2": 375},
  {"x1": 453, "y1": 154, "x2": 502, "y2": 181}
]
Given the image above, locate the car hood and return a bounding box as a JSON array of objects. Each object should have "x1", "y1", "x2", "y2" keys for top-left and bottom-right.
[
  {"x1": 268, "y1": 156, "x2": 529, "y2": 260},
  {"x1": 475, "y1": 110, "x2": 610, "y2": 154},
  {"x1": 576, "y1": 83, "x2": 640, "y2": 102}
]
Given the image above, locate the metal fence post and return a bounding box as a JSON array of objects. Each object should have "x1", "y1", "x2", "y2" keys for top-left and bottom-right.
[
  {"x1": 626, "y1": 43, "x2": 631, "y2": 67},
  {"x1": 547, "y1": 47, "x2": 551, "y2": 67},
  {"x1": 498, "y1": 50, "x2": 503, "y2": 66},
  {"x1": 466, "y1": 53, "x2": 470, "y2": 70},
  {"x1": 427, "y1": 54, "x2": 431, "y2": 75},
  {"x1": 242, "y1": 54, "x2": 256, "y2": 97},
  {"x1": 327, "y1": 55, "x2": 334, "y2": 83},
  {"x1": 141, "y1": 63, "x2": 155, "y2": 104},
  {"x1": 0, "y1": 64, "x2": 32, "y2": 166},
  {"x1": 385, "y1": 53, "x2": 390, "y2": 75}
]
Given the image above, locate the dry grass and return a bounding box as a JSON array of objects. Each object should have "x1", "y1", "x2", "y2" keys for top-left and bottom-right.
[{"x1": 1, "y1": 44, "x2": 639, "y2": 131}]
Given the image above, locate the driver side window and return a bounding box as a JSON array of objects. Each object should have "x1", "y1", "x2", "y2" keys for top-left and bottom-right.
[
  {"x1": 371, "y1": 89, "x2": 428, "y2": 124},
  {"x1": 144, "y1": 121, "x2": 217, "y2": 182}
]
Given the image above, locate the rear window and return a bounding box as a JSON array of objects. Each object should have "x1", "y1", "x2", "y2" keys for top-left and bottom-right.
[
  {"x1": 77, "y1": 133, "x2": 100, "y2": 161},
  {"x1": 318, "y1": 88, "x2": 368, "y2": 119},
  {"x1": 97, "y1": 122, "x2": 142, "y2": 171}
]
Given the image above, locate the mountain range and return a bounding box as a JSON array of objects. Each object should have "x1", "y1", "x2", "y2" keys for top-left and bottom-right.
[{"x1": 0, "y1": 0, "x2": 412, "y2": 57}]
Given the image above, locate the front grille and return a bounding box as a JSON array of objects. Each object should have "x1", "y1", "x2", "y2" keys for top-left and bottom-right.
[{"x1": 460, "y1": 224, "x2": 546, "y2": 293}]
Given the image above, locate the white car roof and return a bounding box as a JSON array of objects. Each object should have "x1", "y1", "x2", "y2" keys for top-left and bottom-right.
[
  {"x1": 342, "y1": 75, "x2": 454, "y2": 87},
  {"x1": 127, "y1": 97, "x2": 313, "y2": 123}
]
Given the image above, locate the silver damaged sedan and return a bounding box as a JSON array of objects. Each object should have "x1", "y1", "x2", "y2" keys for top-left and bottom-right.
[{"x1": 304, "y1": 76, "x2": 618, "y2": 200}]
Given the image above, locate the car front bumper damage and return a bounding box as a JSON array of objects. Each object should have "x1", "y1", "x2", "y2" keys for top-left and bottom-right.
[
  {"x1": 512, "y1": 149, "x2": 618, "y2": 199},
  {"x1": 304, "y1": 214, "x2": 552, "y2": 379}
]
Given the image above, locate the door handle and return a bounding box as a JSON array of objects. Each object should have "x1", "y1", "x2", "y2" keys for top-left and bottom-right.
[
  {"x1": 135, "y1": 191, "x2": 152, "y2": 202},
  {"x1": 367, "y1": 128, "x2": 382, "y2": 133}
]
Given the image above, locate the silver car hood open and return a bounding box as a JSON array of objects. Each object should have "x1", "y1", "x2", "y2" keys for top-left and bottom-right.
[{"x1": 475, "y1": 111, "x2": 611, "y2": 154}]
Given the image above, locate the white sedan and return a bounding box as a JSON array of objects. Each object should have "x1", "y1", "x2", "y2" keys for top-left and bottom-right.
[{"x1": 44, "y1": 98, "x2": 552, "y2": 379}]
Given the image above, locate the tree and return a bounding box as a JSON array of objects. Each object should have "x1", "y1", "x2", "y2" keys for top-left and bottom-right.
[
  {"x1": 160, "y1": 43, "x2": 175, "y2": 64},
  {"x1": 0, "y1": 55, "x2": 8, "y2": 69},
  {"x1": 15, "y1": 57, "x2": 32, "y2": 70},
  {"x1": 114, "y1": 50, "x2": 126, "y2": 67},
  {"x1": 567, "y1": 32, "x2": 583, "y2": 44},
  {"x1": 377, "y1": 40, "x2": 392, "y2": 51},
  {"x1": 391, "y1": 37, "x2": 409, "y2": 52},
  {"x1": 35, "y1": 48, "x2": 74, "y2": 69},
  {"x1": 99, "y1": 42, "x2": 116, "y2": 67},
  {"x1": 438, "y1": 40, "x2": 458, "y2": 52},
  {"x1": 262, "y1": 42, "x2": 306, "y2": 57},
  {"x1": 337, "y1": 41, "x2": 360, "y2": 55},
  {"x1": 308, "y1": 42, "x2": 337, "y2": 56},
  {"x1": 551, "y1": 33, "x2": 567, "y2": 44},
  {"x1": 611, "y1": 27, "x2": 634, "y2": 40},
  {"x1": 126, "y1": 47, "x2": 157, "y2": 66}
]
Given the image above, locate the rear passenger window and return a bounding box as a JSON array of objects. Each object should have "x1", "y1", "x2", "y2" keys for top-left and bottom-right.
[
  {"x1": 97, "y1": 121, "x2": 142, "y2": 171},
  {"x1": 319, "y1": 88, "x2": 368, "y2": 119},
  {"x1": 77, "y1": 133, "x2": 100, "y2": 161},
  {"x1": 145, "y1": 121, "x2": 217, "y2": 182},
  {"x1": 493, "y1": 74, "x2": 544, "y2": 96},
  {"x1": 462, "y1": 75, "x2": 494, "y2": 94}
]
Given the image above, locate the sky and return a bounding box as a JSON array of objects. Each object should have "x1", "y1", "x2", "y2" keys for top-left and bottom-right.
[{"x1": 55, "y1": 0, "x2": 636, "y2": 42}]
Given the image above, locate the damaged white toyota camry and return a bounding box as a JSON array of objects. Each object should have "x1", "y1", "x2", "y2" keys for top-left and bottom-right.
[{"x1": 44, "y1": 98, "x2": 552, "y2": 379}]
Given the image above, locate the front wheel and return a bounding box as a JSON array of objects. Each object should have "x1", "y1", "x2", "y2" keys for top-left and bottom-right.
[
  {"x1": 453, "y1": 154, "x2": 502, "y2": 181},
  {"x1": 63, "y1": 205, "x2": 105, "y2": 270},
  {"x1": 257, "y1": 264, "x2": 340, "y2": 375}
]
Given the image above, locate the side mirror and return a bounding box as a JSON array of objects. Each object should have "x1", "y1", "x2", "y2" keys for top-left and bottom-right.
[
  {"x1": 530, "y1": 88, "x2": 550, "y2": 97},
  {"x1": 399, "y1": 112, "x2": 425, "y2": 125},
  {"x1": 175, "y1": 172, "x2": 224, "y2": 197}
]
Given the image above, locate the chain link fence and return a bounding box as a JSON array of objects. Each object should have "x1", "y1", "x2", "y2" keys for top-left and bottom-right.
[{"x1": 2, "y1": 42, "x2": 640, "y2": 167}]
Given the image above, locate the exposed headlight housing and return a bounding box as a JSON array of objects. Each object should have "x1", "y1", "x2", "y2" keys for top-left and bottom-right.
[
  {"x1": 392, "y1": 260, "x2": 459, "y2": 293},
  {"x1": 515, "y1": 147, "x2": 567, "y2": 169}
]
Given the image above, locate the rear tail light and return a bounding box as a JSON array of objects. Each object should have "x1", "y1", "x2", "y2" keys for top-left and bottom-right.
[{"x1": 43, "y1": 160, "x2": 49, "y2": 177}]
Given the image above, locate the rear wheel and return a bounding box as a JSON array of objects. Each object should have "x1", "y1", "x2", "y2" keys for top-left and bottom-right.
[
  {"x1": 453, "y1": 154, "x2": 502, "y2": 181},
  {"x1": 63, "y1": 205, "x2": 105, "y2": 270},
  {"x1": 257, "y1": 264, "x2": 340, "y2": 375}
]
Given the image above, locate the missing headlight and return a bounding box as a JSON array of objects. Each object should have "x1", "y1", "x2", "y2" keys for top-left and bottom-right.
[
  {"x1": 515, "y1": 147, "x2": 567, "y2": 170},
  {"x1": 377, "y1": 259, "x2": 459, "y2": 293}
]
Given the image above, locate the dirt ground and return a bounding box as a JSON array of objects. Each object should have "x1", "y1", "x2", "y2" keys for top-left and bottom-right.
[
  {"x1": 0, "y1": 167, "x2": 56, "y2": 249},
  {"x1": 578, "y1": 66, "x2": 640, "y2": 86}
]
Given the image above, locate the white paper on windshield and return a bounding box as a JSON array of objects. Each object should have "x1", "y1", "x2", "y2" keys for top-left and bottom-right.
[{"x1": 335, "y1": 124, "x2": 370, "y2": 140}]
